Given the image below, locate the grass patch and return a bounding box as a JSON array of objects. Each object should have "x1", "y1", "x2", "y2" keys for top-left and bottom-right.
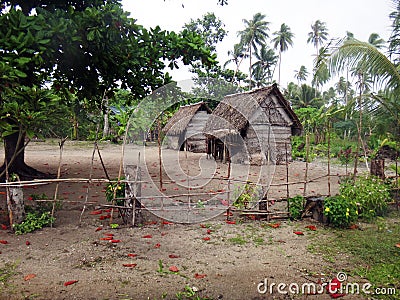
[
  {"x1": 228, "y1": 235, "x2": 247, "y2": 245},
  {"x1": 0, "y1": 261, "x2": 18, "y2": 291},
  {"x1": 311, "y1": 214, "x2": 400, "y2": 297}
]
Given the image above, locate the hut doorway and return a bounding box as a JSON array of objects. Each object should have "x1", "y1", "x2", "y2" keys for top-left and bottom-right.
[{"x1": 207, "y1": 137, "x2": 230, "y2": 162}]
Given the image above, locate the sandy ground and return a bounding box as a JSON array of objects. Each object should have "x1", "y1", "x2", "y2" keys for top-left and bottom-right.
[{"x1": 0, "y1": 140, "x2": 364, "y2": 300}]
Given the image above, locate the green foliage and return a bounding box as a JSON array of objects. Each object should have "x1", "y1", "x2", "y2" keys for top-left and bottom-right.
[
  {"x1": 323, "y1": 195, "x2": 358, "y2": 228},
  {"x1": 105, "y1": 178, "x2": 125, "y2": 206},
  {"x1": 233, "y1": 182, "x2": 259, "y2": 209},
  {"x1": 176, "y1": 286, "x2": 211, "y2": 300},
  {"x1": 340, "y1": 176, "x2": 391, "y2": 221},
  {"x1": 228, "y1": 235, "x2": 247, "y2": 245},
  {"x1": 287, "y1": 195, "x2": 305, "y2": 219},
  {"x1": 13, "y1": 211, "x2": 55, "y2": 235}
]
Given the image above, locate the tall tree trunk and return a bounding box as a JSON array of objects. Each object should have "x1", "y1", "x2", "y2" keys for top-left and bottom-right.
[
  {"x1": 249, "y1": 46, "x2": 252, "y2": 90},
  {"x1": 0, "y1": 130, "x2": 48, "y2": 180},
  {"x1": 102, "y1": 96, "x2": 110, "y2": 139},
  {"x1": 278, "y1": 51, "x2": 282, "y2": 85}
]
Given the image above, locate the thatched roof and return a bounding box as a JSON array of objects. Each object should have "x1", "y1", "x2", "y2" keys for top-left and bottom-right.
[
  {"x1": 163, "y1": 102, "x2": 212, "y2": 135},
  {"x1": 204, "y1": 84, "x2": 302, "y2": 137}
]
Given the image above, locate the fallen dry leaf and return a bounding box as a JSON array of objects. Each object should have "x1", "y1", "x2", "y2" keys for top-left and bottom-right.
[
  {"x1": 194, "y1": 273, "x2": 207, "y2": 279},
  {"x1": 268, "y1": 223, "x2": 281, "y2": 229}
]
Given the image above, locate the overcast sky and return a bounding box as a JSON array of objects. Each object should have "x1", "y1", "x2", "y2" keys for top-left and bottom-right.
[{"x1": 121, "y1": 0, "x2": 393, "y2": 88}]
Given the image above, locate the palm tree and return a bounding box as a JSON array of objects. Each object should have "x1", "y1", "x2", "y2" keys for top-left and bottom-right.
[
  {"x1": 307, "y1": 20, "x2": 328, "y2": 58},
  {"x1": 368, "y1": 33, "x2": 385, "y2": 49},
  {"x1": 237, "y1": 13, "x2": 270, "y2": 89},
  {"x1": 224, "y1": 43, "x2": 247, "y2": 80},
  {"x1": 294, "y1": 65, "x2": 309, "y2": 85},
  {"x1": 272, "y1": 23, "x2": 294, "y2": 85},
  {"x1": 252, "y1": 45, "x2": 278, "y2": 84}
]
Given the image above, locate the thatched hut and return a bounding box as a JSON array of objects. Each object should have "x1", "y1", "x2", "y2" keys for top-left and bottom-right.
[
  {"x1": 203, "y1": 84, "x2": 303, "y2": 165},
  {"x1": 163, "y1": 102, "x2": 212, "y2": 152}
]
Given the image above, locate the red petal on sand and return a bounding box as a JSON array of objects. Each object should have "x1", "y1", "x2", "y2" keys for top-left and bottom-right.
[
  {"x1": 202, "y1": 237, "x2": 210, "y2": 241},
  {"x1": 110, "y1": 239, "x2": 121, "y2": 243},
  {"x1": 207, "y1": 229, "x2": 212, "y2": 234},
  {"x1": 142, "y1": 235, "x2": 152, "y2": 238},
  {"x1": 0, "y1": 240, "x2": 8, "y2": 244},
  {"x1": 127, "y1": 253, "x2": 137, "y2": 258},
  {"x1": 24, "y1": 274, "x2": 36, "y2": 281},
  {"x1": 104, "y1": 233, "x2": 114, "y2": 237},
  {"x1": 99, "y1": 216, "x2": 106, "y2": 220},
  {"x1": 100, "y1": 237, "x2": 113, "y2": 241},
  {"x1": 173, "y1": 187, "x2": 179, "y2": 190},
  {"x1": 169, "y1": 266, "x2": 179, "y2": 272},
  {"x1": 169, "y1": 254, "x2": 179, "y2": 258},
  {"x1": 25, "y1": 241, "x2": 31, "y2": 246},
  {"x1": 223, "y1": 211, "x2": 233, "y2": 216},
  {"x1": 194, "y1": 273, "x2": 207, "y2": 279},
  {"x1": 226, "y1": 220, "x2": 236, "y2": 225},
  {"x1": 349, "y1": 224, "x2": 359, "y2": 230},
  {"x1": 1, "y1": 224, "x2": 7, "y2": 230},
  {"x1": 162, "y1": 221, "x2": 173, "y2": 225},
  {"x1": 294, "y1": 231, "x2": 304, "y2": 235},
  {"x1": 123, "y1": 263, "x2": 137, "y2": 268},
  {"x1": 154, "y1": 243, "x2": 161, "y2": 248},
  {"x1": 90, "y1": 210, "x2": 102, "y2": 215},
  {"x1": 306, "y1": 225, "x2": 317, "y2": 231},
  {"x1": 64, "y1": 280, "x2": 78, "y2": 286},
  {"x1": 95, "y1": 227, "x2": 103, "y2": 232},
  {"x1": 268, "y1": 223, "x2": 280, "y2": 229},
  {"x1": 104, "y1": 208, "x2": 112, "y2": 213},
  {"x1": 200, "y1": 224, "x2": 207, "y2": 228}
]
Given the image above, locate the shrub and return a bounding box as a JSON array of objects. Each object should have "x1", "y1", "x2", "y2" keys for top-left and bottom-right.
[
  {"x1": 105, "y1": 178, "x2": 126, "y2": 206},
  {"x1": 13, "y1": 211, "x2": 55, "y2": 235},
  {"x1": 340, "y1": 176, "x2": 391, "y2": 221},
  {"x1": 288, "y1": 195, "x2": 305, "y2": 219},
  {"x1": 323, "y1": 195, "x2": 358, "y2": 228}
]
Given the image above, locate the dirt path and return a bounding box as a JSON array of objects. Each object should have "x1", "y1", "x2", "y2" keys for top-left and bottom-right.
[{"x1": 0, "y1": 140, "x2": 360, "y2": 300}]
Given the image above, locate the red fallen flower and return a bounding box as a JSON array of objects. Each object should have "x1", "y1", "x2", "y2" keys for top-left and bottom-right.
[
  {"x1": 154, "y1": 243, "x2": 161, "y2": 248},
  {"x1": 127, "y1": 253, "x2": 137, "y2": 258},
  {"x1": 104, "y1": 233, "x2": 114, "y2": 237},
  {"x1": 95, "y1": 227, "x2": 103, "y2": 232},
  {"x1": 24, "y1": 273, "x2": 36, "y2": 281},
  {"x1": 200, "y1": 224, "x2": 207, "y2": 228},
  {"x1": 145, "y1": 221, "x2": 157, "y2": 225},
  {"x1": 395, "y1": 243, "x2": 400, "y2": 248},
  {"x1": 223, "y1": 211, "x2": 233, "y2": 216},
  {"x1": 349, "y1": 224, "x2": 359, "y2": 230},
  {"x1": 306, "y1": 225, "x2": 317, "y2": 231},
  {"x1": 207, "y1": 229, "x2": 212, "y2": 234},
  {"x1": 123, "y1": 263, "x2": 137, "y2": 268},
  {"x1": 268, "y1": 223, "x2": 281, "y2": 228},
  {"x1": 110, "y1": 239, "x2": 121, "y2": 243},
  {"x1": 194, "y1": 273, "x2": 207, "y2": 279},
  {"x1": 293, "y1": 231, "x2": 304, "y2": 235},
  {"x1": 0, "y1": 240, "x2": 8, "y2": 244},
  {"x1": 27, "y1": 197, "x2": 33, "y2": 201},
  {"x1": 100, "y1": 237, "x2": 113, "y2": 241},
  {"x1": 64, "y1": 280, "x2": 78, "y2": 286},
  {"x1": 99, "y1": 215, "x2": 106, "y2": 220},
  {"x1": 89, "y1": 210, "x2": 102, "y2": 215},
  {"x1": 1, "y1": 224, "x2": 7, "y2": 230},
  {"x1": 202, "y1": 237, "x2": 210, "y2": 241},
  {"x1": 169, "y1": 254, "x2": 179, "y2": 258},
  {"x1": 326, "y1": 278, "x2": 346, "y2": 298},
  {"x1": 104, "y1": 208, "x2": 112, "y2": 213},
  {"x1": 142, "y1": 235, "x2": 152, "y2": 238},
  {"x1": 169, "y1": 266, "x2": 179, "y2": 272},
  {"x1": 25, "y1": 241, "x2": 31, "y2": 246},
  {"x1": 226, "y1": 220, "x2": 236, "y2": 224},
  {"x1": 162, "y1": 221, "x2": 173, "y2": 225}
]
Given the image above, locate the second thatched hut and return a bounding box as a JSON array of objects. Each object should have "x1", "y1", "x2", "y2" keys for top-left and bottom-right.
[
  {"x1": 203, "y1": 84, "x2": 303, "y2": 165},
  {"x1": 163, "y1": 102, "x2": 212, "y2": 153}
]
